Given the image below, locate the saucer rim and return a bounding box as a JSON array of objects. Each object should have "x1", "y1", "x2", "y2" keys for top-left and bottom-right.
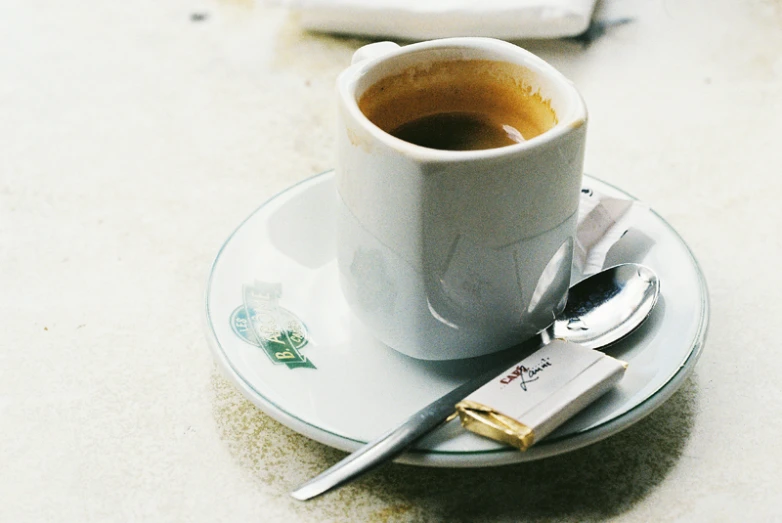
[{"x1": 205, "y1": 170, "x2": 709, "y2": 466}]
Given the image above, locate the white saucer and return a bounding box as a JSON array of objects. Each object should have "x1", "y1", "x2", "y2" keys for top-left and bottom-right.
[{"x1": 205, "y1": 171, "x2": 708, "y2": 467}]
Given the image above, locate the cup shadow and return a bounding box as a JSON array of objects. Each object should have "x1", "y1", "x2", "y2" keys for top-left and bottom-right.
[{"x1": 211, "y1": 367, "x2": 698, "y2": 521}]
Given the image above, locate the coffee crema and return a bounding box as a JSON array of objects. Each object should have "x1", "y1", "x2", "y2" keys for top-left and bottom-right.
[{"x1": 358, "y1": 60, "x2": 558, "y2": 151}]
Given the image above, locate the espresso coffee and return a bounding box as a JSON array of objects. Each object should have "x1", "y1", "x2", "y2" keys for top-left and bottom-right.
[{"x1": 358, "y1": 60, "x2": 558, "y2": 151}]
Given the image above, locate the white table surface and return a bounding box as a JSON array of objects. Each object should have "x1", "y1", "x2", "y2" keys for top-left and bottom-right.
[{"x1": 2, "y1": 0, "x2": 781, "y2": 521}]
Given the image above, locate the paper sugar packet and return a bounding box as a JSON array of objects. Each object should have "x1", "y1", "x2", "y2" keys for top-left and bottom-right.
[{"x1": 573, "y1": 185, "x2": 649, "y2": 282}]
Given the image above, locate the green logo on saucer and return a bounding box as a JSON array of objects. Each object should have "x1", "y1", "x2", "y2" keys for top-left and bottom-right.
[{"x1": 230, "y1": 281, "x2": 315, "y2": 370}]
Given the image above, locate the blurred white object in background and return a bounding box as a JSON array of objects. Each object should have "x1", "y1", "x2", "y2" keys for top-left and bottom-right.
[{"x1": 267, "y1": 0, "x2": 597, "y2": 40}]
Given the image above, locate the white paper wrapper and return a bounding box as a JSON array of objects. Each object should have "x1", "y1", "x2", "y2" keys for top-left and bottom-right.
[
  {"x1": 456, "y1": 339, "x2": 627, "y2": 450},
  {"x1": 573, "y1": 186, "x2": 650, "y2": 283},
  {"x1": 267, "y1": 0, "x2": 597, "y2": 40}
]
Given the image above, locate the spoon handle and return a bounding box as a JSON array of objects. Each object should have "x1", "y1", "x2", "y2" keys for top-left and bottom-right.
[{"x1": 289, "y1": 360, "x2": 511, "y2": 501}]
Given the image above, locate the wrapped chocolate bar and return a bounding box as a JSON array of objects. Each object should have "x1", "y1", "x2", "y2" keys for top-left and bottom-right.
[{"x1": 455, "y1": 340, "x2": 627, "y2": 451}]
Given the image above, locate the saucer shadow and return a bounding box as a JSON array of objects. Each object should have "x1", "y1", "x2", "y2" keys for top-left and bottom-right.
[{"x1": 211, "y1": 367, "x2": 698, "y2": 521}]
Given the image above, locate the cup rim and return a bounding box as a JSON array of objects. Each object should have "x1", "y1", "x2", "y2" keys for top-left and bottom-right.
[{"x1": 337, "y1": 37, "x2": 588, "y2": 162}]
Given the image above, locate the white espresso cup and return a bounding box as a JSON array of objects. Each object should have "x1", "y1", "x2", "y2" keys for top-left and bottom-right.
[{"x1": 335, "y1": 38, "x2": 587, "y2": 360}]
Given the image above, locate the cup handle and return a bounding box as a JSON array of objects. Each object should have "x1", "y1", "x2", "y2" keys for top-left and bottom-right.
[{"x1": 351, "y1": 42, "x2": 400, "y2": 65}]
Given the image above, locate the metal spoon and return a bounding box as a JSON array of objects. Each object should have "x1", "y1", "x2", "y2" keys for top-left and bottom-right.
[{"x1": 291, "y1": 263, "x2": 659, "y2": 501}]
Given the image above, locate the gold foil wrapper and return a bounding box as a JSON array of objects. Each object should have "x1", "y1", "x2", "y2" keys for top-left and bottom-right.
[{"x1": 455, "y1": 400, "x2": 536, "y2": 451}]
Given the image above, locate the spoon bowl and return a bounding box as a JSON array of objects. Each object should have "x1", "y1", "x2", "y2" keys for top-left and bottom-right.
[{"x1": 547, "y1": 263, "x2": 660, "y2": 349}]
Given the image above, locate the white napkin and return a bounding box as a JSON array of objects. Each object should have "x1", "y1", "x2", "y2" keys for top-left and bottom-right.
[{"x1": 269, "y1": 0, "x2": 597, "y2": 40}]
